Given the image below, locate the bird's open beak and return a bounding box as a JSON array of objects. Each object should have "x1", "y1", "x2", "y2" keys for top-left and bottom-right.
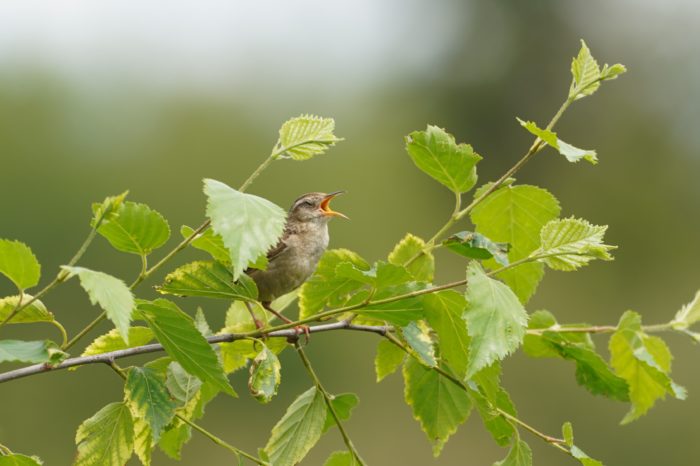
[{"x1": 320, "y1": 191, "x2": 348, "y2": 219}]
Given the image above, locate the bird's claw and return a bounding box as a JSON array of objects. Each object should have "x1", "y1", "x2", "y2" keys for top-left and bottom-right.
[{"x1": 287, "y1": 325, "x2": 311, "y2": 344}]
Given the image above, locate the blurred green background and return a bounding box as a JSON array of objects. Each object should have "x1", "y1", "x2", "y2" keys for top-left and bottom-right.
[{"x1": 1, "y1": 1, "x2": 699, "y2": 465}]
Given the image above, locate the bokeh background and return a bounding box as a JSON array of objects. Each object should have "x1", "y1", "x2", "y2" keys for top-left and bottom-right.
[{"x1": 1, "y1": 1, "x2": 699, "y2": 465}]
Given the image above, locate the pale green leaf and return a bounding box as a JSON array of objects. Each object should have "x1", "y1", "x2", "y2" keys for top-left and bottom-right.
[
  {"x1": 91, "y1": 191, "x2": 128, "y2": 227},
  {"x1": 469, "y1": 363, "x2": 517, "y2": 446},
  {"x1": 0, "y1": 239, "x2": 41, "y2": 290},
  {"x1": 388, "y1": 233, "x2": 434, "y2": 282},
  {"x1": 464, "y1": 262, "x2": 528, "y2": 379},
  {"x1": 403, "y1": 358, "x2": 472, "y2": 456},
  {"x1": 125, "y1": 367, "x2": 177, "y2": 442},
  {"x1": 536, "y1": 217, "x2": 615, "y2": 270},
  {"x1": 0, "y1": 340, "x2": 66, "y2": 364},
  {"x1": 0, "y1": 454, "x2": 43, "y2": 466},
  {"x1": 166, "y1": 362, "x2": 202, "y2": 405},
  {"x1": 402, "y1": 321, "x2": 436, "y2": 367},
  {"x1": 203, "y1": 179, "x2": 286, "y2": 280},
  {"x1": 156, "y1": 260, "x2": 257, "y2": 301},
  {"x1": 0, "y1": 295, "x2": 53, "y2": 324},
  {"x1": 493, "y1": 439, "x2": 532, "y2": 466},
  {"x1": 600, "y1": 63, "x2": 627, "y2": 81},
  {"x1": 82, "y1": 327, "x2": 154, "y2": 356},
  {"x1": 517, "y1": 119, "x2": 597, "y2": 164},
  {"x1": 570, "y1": 39, "x2": 601, "y2": 99},
  {"x1": 375, "y1": 338, "x2": 405, "y2": 382},
  {"x1": 423, "y1": 291, "x2": 470, "y2": 378},
  {"x1": 323, "y1": 451, "x2": 359, "y2": 466},
  {"x1": 571, "y1": 446, "x2": 604, "y2": 466},
  {"x1": 62, "y1": 266, "x2": 134, "y2": 344},
  {"x1": 193, "y1": 308, "x2": 213, "y2": 337},
  {"x1": 470, "y1": 184, "x2": 560, "y2": 303},
  {"x1": 443, "y1": 231, "x2": 510, "y2": 266},
  {"x1": 405, "y1": 125, "x2": 482, "y2": 193},
  {"x1": 562, "y1": 421, "x2": 574, "y2": 447},
  {"x1": 248, "y1": 345, "x2": 281, "y2": 404},
  {"x1": 75, "y1": 402, "x2": 134, "y2": 466},
  {"x1": 95, "y1": 201, "x2": 170, "y2": 255},
  {"x1": 264, "y1": 386, "x2": 327, "y2": 466},
  {"x1": 322, "y1": 393, "x2": 359, "y2": 433},
  {"x1": 181, "y1": 225, "x2": 230, "y2": 265},
  {"x1": 138, "y1": 299, "x2": 235, "y2": 396},
  {"x1": 277, "y1": 114, "x2": 342, "y2": 160},
  {"x1": 671, "y1": 290, "x2": 700, "y2": 330},
  {"x1": 133, "y1": 416, "x2": 153, "y2": 466}
]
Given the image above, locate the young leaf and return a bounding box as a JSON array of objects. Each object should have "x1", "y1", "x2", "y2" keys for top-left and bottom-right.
[
  {"x1": 535, "y1": 217, "x2": 615, "y2": 270},
  {"x1": 248, "y1": 345, "x2": 282, "y2": 404},
  {"x1": 423, "y1": 291, "x2": 470, "y2": 378},
  {"x1": 570, "y1": 40, "x2": 601, "y2": 99},
  {"x1": 610, "y1": 311, "x2": 683, "y2": 423},
  {"x1": 194, "y1": 308, "x2": 213, "y2": 336},
  {"x1": 570, "y1": 446, "x2": 604, "y2": 466},
  {"x1": 91, "y1": 191, "x2": 128, "y2": 227},
  {"x1": 62, "y1": 266, "x2": 134, "y2": 344},
  {"x1": 517, "y1": 118, "x2": 598, "y2": 164},
  {"x1": 402, "y1": 321, "x2": 436, "y2": 367},
  {"x1": 180, "y1": 225, "x2": 230, "y2": 265},
  {"x1": 0, "y1": 340, "x2": 66, "y2": 364},
  {"x1": 405, "y1": 125, "x2": 482, "y2": 194},
  {"x1": 469, "y1": 363, "x2": 517, "y2": 446},
  {"x1": 156, "y1": 261, "x2": 257, "y2": 301},
  {"x1": 264, "y1": 387, "x2": 327, "y2": 466},
  {"x1": 323, "y1": 451, "x2": 359, "y2": 466},
  {"x1": 82, "y1": 327, "x2": 154, "y2": 356},
  {"x1": 0, "y1": 295, "x2": 53, "y2": 324},
  {"x1": 95, "y1": 201, "x2": 170, "y2": 255},
  {"x1": 464, "y1": 262, "x2": 528, "y2": 378},
  {"x1": 277, "y1": 115, "x2": 342, "y2": 160},
  {"x1": 671, "y1": 289, "x2": 700, "y2": 330},
  {"x1": 0, "y1": 239, "x2": 41, "y2": 291},
  {"x1": 166, "y1": 362, "x2": 203, "y2": 405},
  {"x1": 0, "y1": 454, "x2": 43, "y2": 465},
  {"x1": 75, "y1": 402, "x2": 134, "y2": 466},
  {"x1": 470, "y1": 184, "x2": 560, "y2": 303},
  {"x1": 125, "y1": 367, "x2": 177, "y2": 442},
  {"x1": 403, "y1": 358, "x2": 472, "y2": 456},
  {"x1": 388, "y1": 233, "x2": 434, "y2": 282},
  {"x1": 562, "y1": 421, "x2": 574, "y2": 447},
  {"x1": 443, "y1": 231, "x2": 510, "y2": 266},
  {"x1": 138, "y1": 299, "x2": 235, "y2": 396},
  {"x1": 322, "y1": 393, "x2": 359, "y2": 433},
  {"x1": 493, "y1": 439, "x2": 532, "y2": 466},
  {"x1": 203, "y1": 178, "x2": 286, "y2": 280},
  {"x1": 375, "y1": 339, "x2": 405, "y2": 382}
]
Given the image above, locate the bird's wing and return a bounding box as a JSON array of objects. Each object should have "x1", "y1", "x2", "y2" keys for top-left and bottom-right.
[{"x1": 245, "y1": 228, "x2": 290, "y2": 275}]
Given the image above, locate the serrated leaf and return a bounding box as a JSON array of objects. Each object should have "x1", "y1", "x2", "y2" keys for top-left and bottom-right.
[
  {"x1": 402, "y1": 321, "x2": 436, "y2": 367},
  {"x1": 322, "y1": 393, "x2": 359, "y2": 433},
  {"x1": 248, "y1": 345, "x2": 281, "y2": 404},
  {"x1": 193, "y1": 308, "x2": 213, "y2": 337},
  {"x1": 62, "y1": 266, "x2": 134, "y2": 344},
  {"x1": 0, "y1": 340, "x2": 66, "y2": 364},
  {"x1": 75, "y1": 402, "x2": 134, "y2": 466},
  {"x1": 443, "y1": 231, "x2": 510, "y2": 266},
  {"x1": 493, "y1": 439, "x2": 532, "y2": 466},
  {"x1": 470, "y1": 184, "x2": 560, "y2": 303},
  {"x1": 610, "y1": 311, "x2": 682, "y2": 423},
  {"x1": 403, "y1": 358, "x2": 472, "y2": 456},
  {"x1": 536, "y1": 217, "x2": 615, "y2": 270},
  {"x1": 570, "y1": 39, "x2": 601, "y2": 99},
  {"x1": 0, "y1": 454, "x2": 43, "y2": 466},
  {"x1": 203, "y1": 179, "x2": 286, "y2": 280},
  {"x1": 323, "y1": 451, "x2": 359, "y2": 466},
  {"x1": 0, "y1": 239, "x2": 41, "y2": 291},
  {"x1": 166, "y1": 362, "x2": 202, "y2": 405},
  {"x1": 517, "y1": 119, "x2": 597, "y2": 164},
  {"x1": 469, "y1": 363, "x2": 517, "y2": 446},
  {"x1": 95, "y1": 201, "x2": 170, "y2": 256},
  {"x1": 405, "y1": 125, "x2": 482, "y2": 193},
  {"x1": 375, "y1": 338, "x2": 405, "y2": 382},
  {"x1": 138, "y1": 299, "x2": 235, "y2": 396},
  {"x1": 0, "y1": 295, "x2": 53, "y2": 324},
  {"x1": 353, "y1": 283, "x2": 425, "y2": 326},
  {"x1": 82, "y1": 327, "x2": 154, "y2": 356},
  {"x1": 133, "y1": 416, "x2": 153, "y2": 466},
  {"x1": 181, "y1": 225, "x2": 231, "y2": 265},
  {"x1": 671, "y1": 289, "x2": 700, "y2": 330},
  {"x1": 388, "y1": 233, "x2": 434, "y2": 282},
  {"x1": 157, "y1": 260, "x2": 257, "y2": 301},
  {"x1": 464, "y1": 262, "x2": 528, "y2": 378},
  {"x1": 423, "y1": 291, "x2": 470, "y2": 378},
  {"x1": 125, "y1": 367, "x2": 177, "y2": 442},
  {"x1": 299, "y1": 249, "x2": 369, "y2": 319},
  {"x1": 277, "y1": 115, "x2": 341, "y2": 160},
  {"x1": 264, "y1": 386, "x2": 327, "y2": 466},
  {"x1": 91, "y1": 191, "x2": 128, "y2": 227}
]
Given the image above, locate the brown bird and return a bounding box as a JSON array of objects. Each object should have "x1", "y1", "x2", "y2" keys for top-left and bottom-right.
[{"x1": 246, "y1": 191, "x2": 347, "y2": 327}]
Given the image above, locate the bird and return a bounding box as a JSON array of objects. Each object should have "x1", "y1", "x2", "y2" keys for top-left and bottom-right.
[{"x1": 245, "y1": 191, "x2": 347, "y2": 328}]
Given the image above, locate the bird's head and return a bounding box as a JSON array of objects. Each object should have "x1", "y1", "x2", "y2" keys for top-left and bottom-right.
[{"x1": 288, "y1": 191, "x2": 348, "y2": 223}]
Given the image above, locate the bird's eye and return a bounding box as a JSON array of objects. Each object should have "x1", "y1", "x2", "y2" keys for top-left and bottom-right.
[{"x1": 302, "y1": 200, "x2": 314, "y2": 207}]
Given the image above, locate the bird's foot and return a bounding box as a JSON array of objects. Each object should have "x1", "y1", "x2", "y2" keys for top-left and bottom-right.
[{"x1": 287, "y1": 325, "x2": 311, "y2": 345}]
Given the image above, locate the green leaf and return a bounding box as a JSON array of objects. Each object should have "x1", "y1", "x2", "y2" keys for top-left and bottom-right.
[
  {"x1": 570, "y1": 39, "x2": 601, "y2": 99},
  {"x1": 571, "y1": 446, "x2": 604, "y2": 466},
  {"x1": 95, "y1": 201, "x2": 170, "y2": 255},
  {"x1": 464, "y1": 262, "x2": 528, "y2": 378},
  {"x1": 671, "y1": 289, "x2": 700, "y2": 330},
  {"x1": 375, "y1": 338, "x2": 405, "y2": 382},
  {"x1": 62, "y1": 266, "x2": 134, "y2": 344},
  {"x1": 133, "y1": 416, "x2": 153, "y2": 466},
  {"x1": 248, "y1": 345, "x2": 281, "y2": 404},
  {"x1": 323, "y1": 451, "x2": 359, "y2": 466},
  {"x1": 166, "y1": 362, "x2": 202, "y2": 405},
  {"x1": 0, "y1": 295, "x2": 53, "y2": 324},
  {"x1": 277, "y1": 114, "x2": 342, "y2": 160},
  {"x1": 610, "y1": 311, "x2": 682, "y2": 423},
  {"x1": 443, "y1": 231, "x2": 510, "y2": 266},
  {"x1": 125, "y1": 367, "x2": 177, "y2": 442},
  {"x1": 0, "y1": 454, "x2": 43, "y2": 466},
  {"x1": 403, "y1": 358, "x2": 472, "y2": 456},
  {"x1": 75, "y1": 402, "x2": 134, "y2": 466},
  {"x1": 517, "y1": 118, "x2": 598, "y2": 164},
  {"x1": 82, "y1": 327, "x2": 154, "y2": 356},
  {"x1": 204, "y1": 179, "x2": 286, "y2": 280},
  {"x1": 91, "y1": 191, "x2": 128, "y2": 227},
  {"x1": 0, "y1": 340, "x2": 66, "y2": 364},
  {"x1": 562, "y1": 421, "x2": 574, "y2": 447},
  {"x1": 470, "y1": 184, "x2": 560, "y2": 303},
  {"x1": 299, "y1": 249, "x2": 369, "y2": 319},
  {"x1": 156, "y1": 260, "x2": 257, "y2": 301},
  {"x1": 402, "y1": 321, "x2": 436, "y2": 367},
  {"x1": 405, "y1": 125, "x2": 482, "y2": 194},
  {"x1": 493, "y1": 439, "x2": 532, "y2": 466},
  {"x1": 0, "y1": 239, "x2": 41, "y2": 290},
  {"x1": 138, "y1": 299, "x2": 235, "y2": 396},
  {"x1": 264, "y1": 386, "x2": 327, "y2": 466},
  {"x1": 180, "y1": 225, "x2": 230, "y2": 265},
  {"x1": 322, "y1": 393, "x2": 359, "y2": 433},
  {"x1": 388, "y1": 233, "x2": 434, "y2": 282},
  {"x1": 469, "y1": 363, "x2": 517, "y2": 446},
  {"x1": 353, "y1": 283, "x2": 425, "y2": 326},
  {"x1": 423, "y1": 291, "x2": 470, "y2": 378},
  {"x1": 535, "y1": 217, "x2": 615, "y2": 271}
]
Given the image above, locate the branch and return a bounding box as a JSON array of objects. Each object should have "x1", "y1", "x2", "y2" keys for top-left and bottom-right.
[{"x1": 0, "y1": 321, "x2": 389, "y2": 384}]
